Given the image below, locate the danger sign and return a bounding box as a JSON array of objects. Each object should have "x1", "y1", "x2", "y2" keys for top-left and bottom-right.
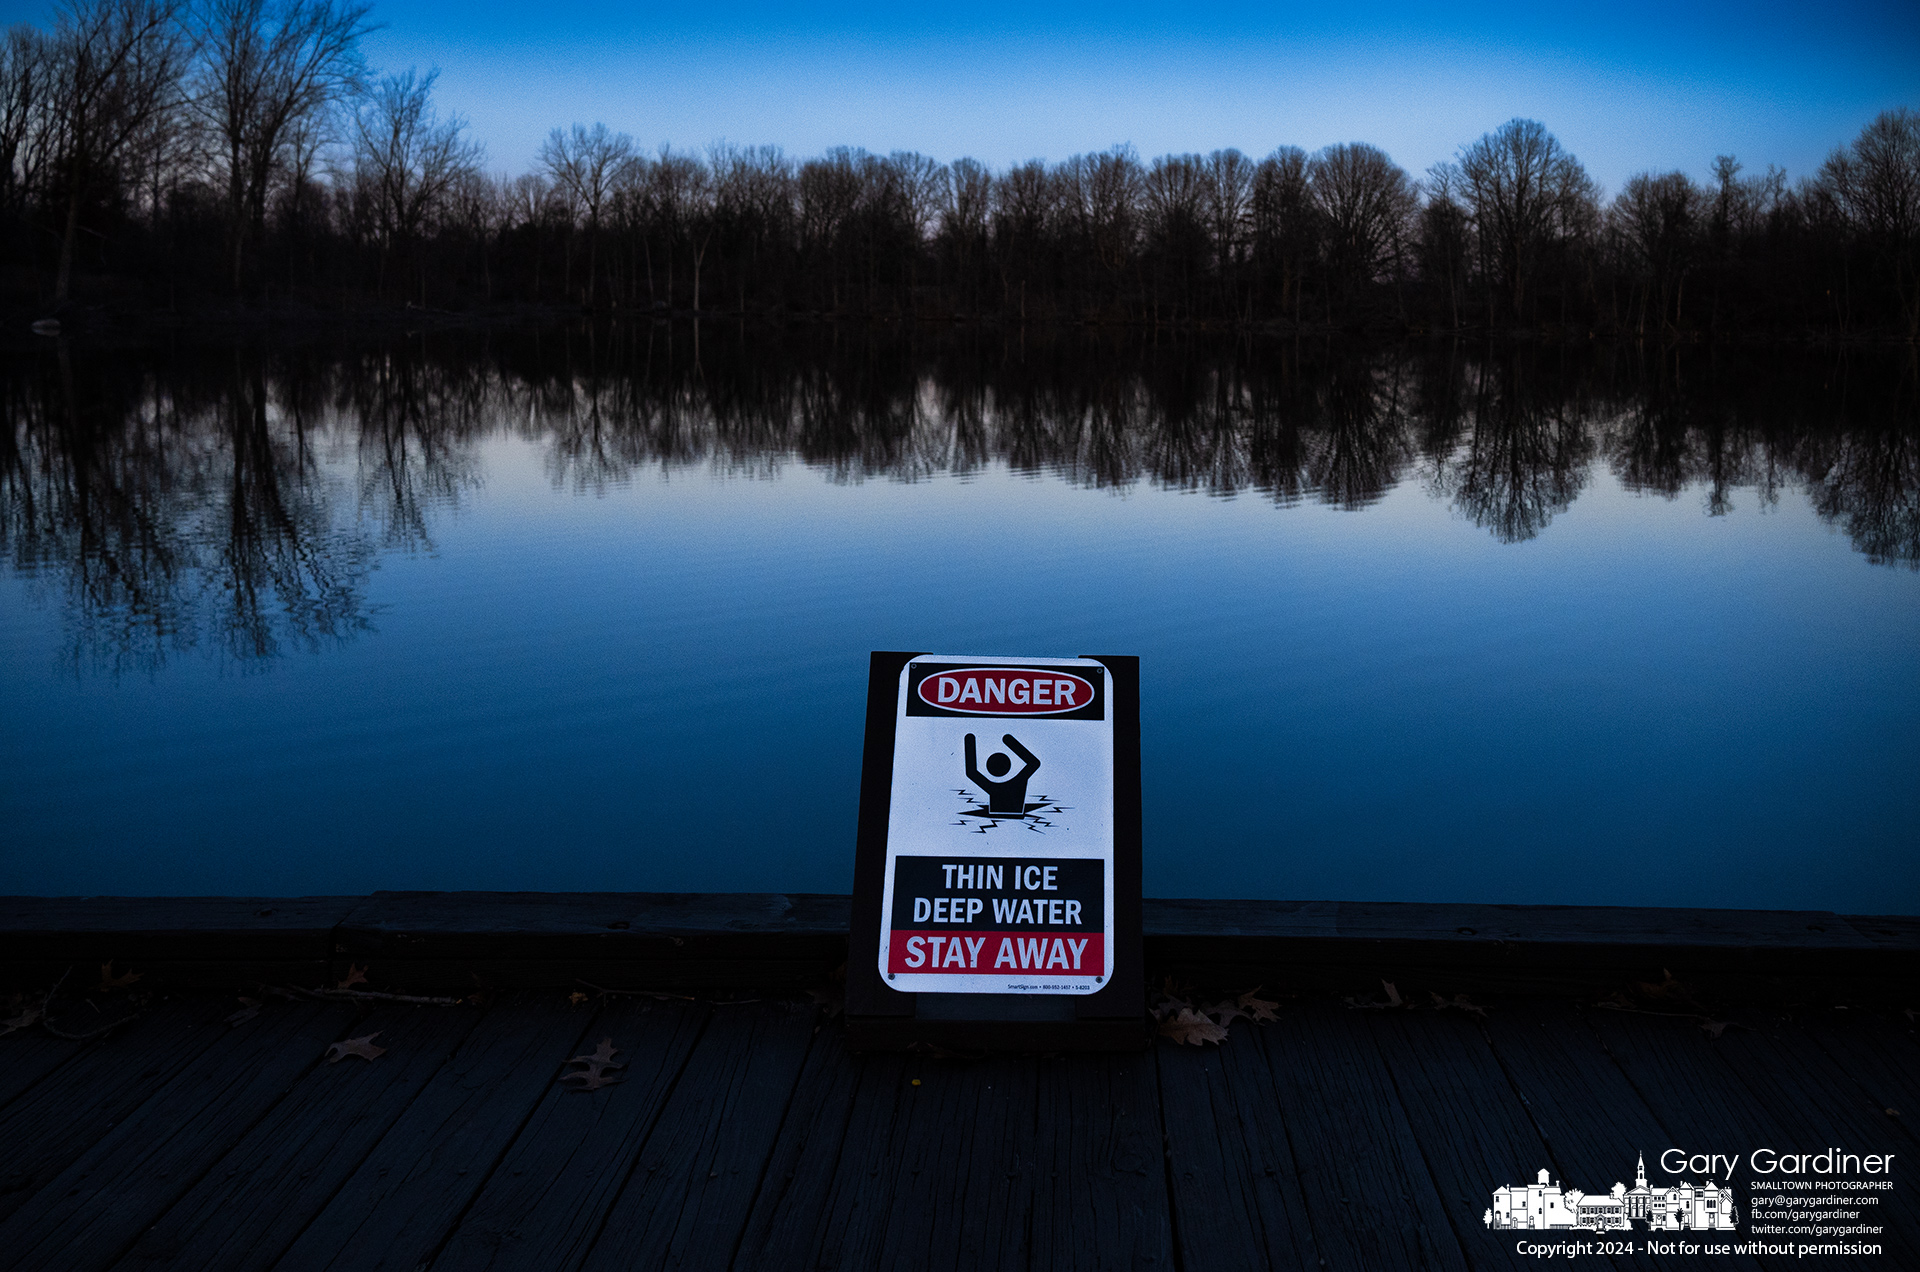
[{"x1": 878, "y1": 655, "x2": 1115, "y2": 995}]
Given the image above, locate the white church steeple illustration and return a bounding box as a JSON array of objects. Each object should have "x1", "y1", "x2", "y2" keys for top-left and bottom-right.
[{"x1": 1636, "y1": 1154, "x2": 1647, "y2": 1188}]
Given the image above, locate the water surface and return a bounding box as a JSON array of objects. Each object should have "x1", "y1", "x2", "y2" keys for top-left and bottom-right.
[{"x1": 3, "y1": 329, "x2": 1915, "y2": 911}]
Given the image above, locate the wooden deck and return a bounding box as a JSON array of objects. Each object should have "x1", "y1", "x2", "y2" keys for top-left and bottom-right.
[
  {"x1": 1, "y1": 895, "x2": 1914, "y2": 1270},
  {"x1": 0, "y1": 987, "x2": 1913, "y2": 1270}
]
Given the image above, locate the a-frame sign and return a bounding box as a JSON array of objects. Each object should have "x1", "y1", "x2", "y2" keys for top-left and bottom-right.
[{"x1": 846, "y1": 651, "x2": 1145, "y2": 1050}]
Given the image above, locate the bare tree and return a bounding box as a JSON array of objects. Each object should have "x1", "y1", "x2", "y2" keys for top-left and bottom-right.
[
  {"x1": 538, "y1": 121, "x2": 633, "y2": 304},
  {"x1": 990, "y1": 158, "x2": 1053, "y2": 319},
  {"x1": 46, "y1": 0, "x2": 191, "y2": 303},
  {"x1": 1249, "y1": 146, "x2": 1313, "y2": 322},
  {"x1": 1820, "y1": 108, "x2": 1920, "y2": 338},
  {"x1": 197, "y1": 0, "x2": 372, "y2": 293},
  {"x1": 940, "y1": 156, "x2": 991, "y2": 309},
  {"x1": 1456, "y1": 119, "x2": 1596, "y2": 323},
  {"x1": 1419, "y1": 161, "x2": 1471, "y2": 328},
  {"x1": 1307, "y1": 142, "x2": 1415, "y2": 312},
  {"x1": 1201, "y1": 148, "x2": 1253, "y2": 313},
  {"x1": 650, "y1": 146, "x2": 713, "y2": 311},
  {"x1": 347, "y1": 67, "x2": 481, "y2": 298},
  {"x1": 1, "y1": 27, "x2": 53, "y2": 219},
  {"x1": 1611, "y1": 171, "x2": 1705, "y2": 333}
]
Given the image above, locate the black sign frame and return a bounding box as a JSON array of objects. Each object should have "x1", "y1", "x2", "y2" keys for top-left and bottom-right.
[{"x1": 846, "y1": 650, "x2": 1146, "y2": 1051}]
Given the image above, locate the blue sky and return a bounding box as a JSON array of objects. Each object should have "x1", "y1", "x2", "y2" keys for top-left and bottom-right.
[{"x1": 10, "y1": 0, "x2": 1918, "y2": 191}]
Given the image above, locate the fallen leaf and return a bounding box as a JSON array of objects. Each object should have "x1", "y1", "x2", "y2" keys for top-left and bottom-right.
[
  {"x1": 1159, "y1": 1008, "x2": 1229, "y2": 1046},
  {"x1": 1237, "y1": 989, "x2": 1280, "y2": 1022},
  {"x1": 336, "y1": 965, "x2": 368, "y2": 991},
  {"x1": 1208, "y1": 1000, "x2": 1251, "y2": 1026},
  {"x1": 568, "y1": 991, "x2": 590, "y2": 1005},
  {"x1": 1885, "y1": 1108, "x2": 1901, "y2": 1119},
  {"x1": 1431, "y1": 992, "x2": 1489, "y2": 1018},
  {"x1": 1700, "y1": 1020, "x2": 1730, "y2": 1039},
  {"x1": 1345, "y1": 980, "x2": 1406, "y2": 1011},
  {"x1": 326, "y1": 1033, "x2": 386, "y2": 1063},
  {"x1": 561, "y1": 1037, "x2": 626, "y2": 1091},
  {"x1": 99, "y1": 962, "x2": 141, "y2": 991}
]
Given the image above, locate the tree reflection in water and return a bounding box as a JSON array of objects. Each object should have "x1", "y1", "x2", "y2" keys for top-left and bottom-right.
[{"x1": 2, "y1": 329, "x2": 1914, "y2": 671}]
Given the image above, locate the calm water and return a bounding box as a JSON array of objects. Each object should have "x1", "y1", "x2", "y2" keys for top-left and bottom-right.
[{"x1": 2, "y1": 329, "x2": 1916, "y2": 911}]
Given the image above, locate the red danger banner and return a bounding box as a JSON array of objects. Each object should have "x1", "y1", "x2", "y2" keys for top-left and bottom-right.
[{"x1": 887, "y1": 931, "x2": 1107, "y2": 976}]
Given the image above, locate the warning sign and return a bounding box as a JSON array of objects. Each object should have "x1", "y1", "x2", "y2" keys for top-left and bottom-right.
[{"x1": 878, "y1": 655, "x2": 1115, "y2": 995}]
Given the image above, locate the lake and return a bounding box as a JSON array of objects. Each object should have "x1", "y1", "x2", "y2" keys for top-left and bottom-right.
[{"x1": 2, "y1": 326, "x2": 1915, "y2": 912}]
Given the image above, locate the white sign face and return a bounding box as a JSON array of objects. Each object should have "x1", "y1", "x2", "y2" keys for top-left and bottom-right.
[{"x1": 877, "y1": 654, "x2": 1114, "y2": 995}]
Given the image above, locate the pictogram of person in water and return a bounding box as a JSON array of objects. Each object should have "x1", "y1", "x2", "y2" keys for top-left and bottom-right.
[{"x1": 964, "y1": 733, "x2": 1041, "y2": 815}]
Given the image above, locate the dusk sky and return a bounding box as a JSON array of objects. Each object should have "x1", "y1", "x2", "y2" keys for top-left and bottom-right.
[{"x1": 10, "y1": 0, "x2": 1920, "y2": 191}]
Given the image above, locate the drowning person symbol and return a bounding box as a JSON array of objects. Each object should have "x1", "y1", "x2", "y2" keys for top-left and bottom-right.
[{"x1": 964, "y1": 733, "x2": 1041, "y2": 816}]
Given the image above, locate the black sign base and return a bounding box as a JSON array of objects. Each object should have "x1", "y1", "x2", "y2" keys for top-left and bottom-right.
[{"x1": 845, "y1": 651, "x2": 1147, "y2": 1053}]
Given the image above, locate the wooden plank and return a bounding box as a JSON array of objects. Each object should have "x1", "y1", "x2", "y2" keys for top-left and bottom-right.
[
  {"x1": 868, "y1": 1054, "x2": 1036, "y2": 1271},
  {"x1": 274, "y1": 997, "x2": 601, "y2": 1272},
  {"x1": 1138, "y1": 899, "x2": 1878, "y2": 950},
  {"x1": 1701, "y1": 1014, "x2": 1919, "y2": 1256},
  {"x1": 0, "y1": 897, "x2": 356, "y2": 966},
  {"x1": 343, "y1": 958, "x2": 843, "y2": 994},
  {"x1": 1365, "y1": 1004, "x2": 1639, "y2": 1270},
  {"x1": 730, "y1": 1019, "x2": 876, "y2": 1266},
  {"x1": 109, "y1": 1003, "x2": 486, "y2": 1272},
  {"x1": 1579, "y1": 1007, "x2": 1820, "y2": 1267},
  {"x1": 579, "y1": 1001, "x2": 819, "y2": 1272},
  {"x1": 1156, "y1": 1029, "x2": 1314, "y2": 1271},
  {"x1": 1250, "y1": 1001, "x2": 1469, "y2": 1272},
  {"x1": 3, "y1": 960, "x2": 334, "y2": 990},
  {"x1": 1838, "y1": 914, "x2": 1920, "y2": 950},
  {"x1": 0, "y1": 998, "x2": 231, "y2": 1222},
  {"x1": 0, "y1": 1032, "x2": 82, "y2": 1116},
  {"x1": 337, "y1": 892, "x2": 850, "y2": 958},
  {"x1": 762, "y1": 1047, "x2": 913, "y2": 1270},
  {"x1": 1805, "y1": 1013, "x2": 1920, "y2": 1135},
  {"x1": 1480, "y1": 1002, "x2": 1767, "y2": 1271},
  {"x1": 335, "y1": 894, "x2": 849, "y2": 993},
  {"x1": 426, "y1": 999, "x2": 710, "y2": 1271},
  {"x1": 1028, "y1": 1049, "x2": 1175, "y2": 1271},
  {"x1": 0, "y1": 1000, "x2": 359, "y2": 1272}
]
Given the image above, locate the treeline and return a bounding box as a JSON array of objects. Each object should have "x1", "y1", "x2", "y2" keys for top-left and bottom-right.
[{"x1": 3, "y1": 0, "x2": 1918, "y2": 338}]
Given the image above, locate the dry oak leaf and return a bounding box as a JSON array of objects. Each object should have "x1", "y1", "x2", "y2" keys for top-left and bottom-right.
[
  {"x1": 1209, "y1": 1000, "x2": 1251, "y2": 1026},
  {"x1": 326, "y1": 1033, "x2": 386, "y2": 1063},
  {"x1": 1237, "y1": 989, "x2": 1281, "y2": 1022},
  {"x1": 336, "y1": 965, "x2": 368, "y2": 991},
  {"x1": 1346, "y1": 980, "x2": 1406, "y2": 1011},
  {"x1": 561, "y1": 1037, "x2": 626, "y2": 1091},
  {"x1": 568, "y1": 991, "x2": 590, "y2": 1005},
  {"x1": 99, "y1": 962, "x2": 142, "y2": 991},
  {"x1": 1160, "y1": 1008, "x2": 1230, "y2": 1047}
]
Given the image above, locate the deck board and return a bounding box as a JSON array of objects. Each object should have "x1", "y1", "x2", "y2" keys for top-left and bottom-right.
[
  {"x1": 579, "y1": 1001, "x2": 819, "y2": 1272},
  {"x1": 1252, "y1": 1003, "x2": 1469, "y2": 1272},
  {"x1": 109, "y1": 1003, "x2": 486, "y2": 1272},
  {"x1": 274, "y1": 998, "x2": 599, "y2": 1272},
  {"x1": 429, "y1": 999, "x2": 710, "y2": 1271},
  {"x1": 0, "y1": 998, "x2": 235, "y2": 1223},
  {"x1": 0, "y1": 983, "x2": 1909, "y2": 1270},
  {"x1": 0, "y1": 1000, "x2": 359, "y2": 1272},
  {"x1": 1028, "y1": 1051, "x2": 1175, "y2": 1272}
]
